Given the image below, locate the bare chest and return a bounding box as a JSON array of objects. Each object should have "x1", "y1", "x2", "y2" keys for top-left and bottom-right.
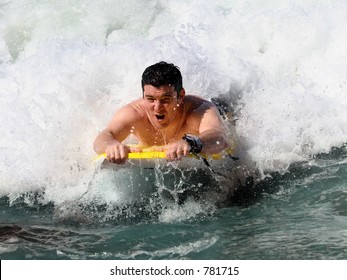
[{"x1": 132, "y1": 119, "x2": 199, "y2": 147}]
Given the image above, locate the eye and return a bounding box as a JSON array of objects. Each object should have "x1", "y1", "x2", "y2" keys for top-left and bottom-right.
[
  {"x1": 161, "y1": 97, "x2": 172, "y2": 103},
  {"x1": 146, "y1": 97, "x2": 155, "y2": 102}
]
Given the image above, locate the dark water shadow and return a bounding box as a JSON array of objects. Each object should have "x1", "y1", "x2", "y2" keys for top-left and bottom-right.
[{"x1": 229, "y1": 144, "x2": 347, "y2": 207}]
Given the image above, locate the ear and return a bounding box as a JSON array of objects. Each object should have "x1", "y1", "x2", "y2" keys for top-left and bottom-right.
[{"x1": 178, "y1": 88, "x2": 185, "y2": 102}]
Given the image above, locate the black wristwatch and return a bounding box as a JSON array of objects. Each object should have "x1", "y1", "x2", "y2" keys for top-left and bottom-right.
[{"x1": 182, "y1": 134, "x2": 203, "y2": 153}]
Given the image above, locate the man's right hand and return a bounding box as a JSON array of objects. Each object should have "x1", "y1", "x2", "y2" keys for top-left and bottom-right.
[{"x1": 105, "y1": 142, "x2": 141, "y2": 164}]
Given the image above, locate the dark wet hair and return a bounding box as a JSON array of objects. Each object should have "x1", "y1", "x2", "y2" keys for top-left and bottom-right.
[{"x1": 141, "y1": 61, "x2": 183, "y2": 95}]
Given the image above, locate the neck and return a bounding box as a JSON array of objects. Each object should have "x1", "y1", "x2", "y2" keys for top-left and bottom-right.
[{"x1": 157, "y1": 110, "x2": 185, "y2": 144}]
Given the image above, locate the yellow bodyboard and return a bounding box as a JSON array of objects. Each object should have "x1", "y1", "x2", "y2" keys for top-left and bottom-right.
[{"x1": 94, "y1": 147, "x2": 234, "y2": 161}]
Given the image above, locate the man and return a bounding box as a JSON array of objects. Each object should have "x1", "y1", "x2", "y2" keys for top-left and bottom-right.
[{"x1": 93, "y1": 61, "x2": 229, "y2": 164}]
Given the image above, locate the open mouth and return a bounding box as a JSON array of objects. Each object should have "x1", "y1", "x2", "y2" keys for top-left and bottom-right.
[{"x1": 155, "y1": 114, "x2": 165, "y2": 121}]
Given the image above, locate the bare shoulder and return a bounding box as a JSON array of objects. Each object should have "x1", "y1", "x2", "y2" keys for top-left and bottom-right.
[
  {"x1": 126, "y1": 98, "x2": 147, "y2": 117},
  {"x1": 184, "y1": 95, "x2": 217, "y2": 115},
  {"x1": 106, "y1": 99, "x2": 145, "y2": 128},
  {"x1": 111, "y1": 99, "x2": 145, "y2": 119}
]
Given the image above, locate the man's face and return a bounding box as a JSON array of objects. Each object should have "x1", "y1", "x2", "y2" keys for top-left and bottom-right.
[{"x1": 143, "y1": 84, "x2": 184, "y2": 130}]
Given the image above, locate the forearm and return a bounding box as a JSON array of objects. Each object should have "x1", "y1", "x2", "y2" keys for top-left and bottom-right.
[
  {"x1": 93, "y1": 131, "x2": 120, "y2": 155},
  {"x1": 199, "y1": 129, "x2": 228, "y2": 154}
]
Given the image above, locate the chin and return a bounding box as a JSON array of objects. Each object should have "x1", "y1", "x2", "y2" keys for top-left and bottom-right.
[
  {"x1": 153, "y1": 120, "x2": 169, "y2": 129},
  {"x1": 154, "y1": 123, "x2": 168, "y2": 130},
  {"x1": 150, "y1": 117, "x2": 167, "y2": 129}
]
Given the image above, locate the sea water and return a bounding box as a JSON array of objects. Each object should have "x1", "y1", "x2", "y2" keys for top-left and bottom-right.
[{"x1": 0, "y1": 0, "x2": 347, "y2": 260}]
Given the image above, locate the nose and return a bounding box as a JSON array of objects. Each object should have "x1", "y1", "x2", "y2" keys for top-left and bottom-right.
[{"x1": 154, "y1": 100, "x2": 163, "y2": 111}]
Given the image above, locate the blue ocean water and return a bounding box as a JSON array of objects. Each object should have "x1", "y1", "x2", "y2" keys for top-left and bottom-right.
[
  {"x1": 1, "y1": 146, "x2": 347, "y2": 259},
  {"x1": 1, "y1": 0, "x2": 347, "y2": 260}
]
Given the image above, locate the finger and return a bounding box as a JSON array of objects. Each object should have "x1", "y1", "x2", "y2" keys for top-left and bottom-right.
[
  {"x1": 116, "y1": 145, "x2": 131, "y2": 164},
  {"x1": 170, "y1": 150, "x2": 182, "y2": 161},
  {"x1": 182, "y1": 146, "x2": 190, "y2": 157},
  {"x1": 106, "y1": 149, "x2": 115, "y2": 162},
  {"x1": 175, "y1": 148, "x2": 184, "y2": 159},
  {"x1": 119, "y1": 147, "x2": 127, "y2": 160},
  {"x1": 165, "y1": 149, "x2": 174, "y2": 161},
  {"x1": 156, "y1": 146, "x2": 166, "y2": 152},
  {"x1": 129, "y1": 147, "x2": 142, "y2": 153},
  {"x1": 181, "y1": 139, "x2": 190, "y2": 154},
  {"x1": 176, "y1": 142, "x2": 189, "y2": 157}
]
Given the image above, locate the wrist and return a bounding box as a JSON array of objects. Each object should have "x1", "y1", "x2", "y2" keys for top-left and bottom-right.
[{"x1": 182, "y1": 134, "x2": 203, "y2": 153}]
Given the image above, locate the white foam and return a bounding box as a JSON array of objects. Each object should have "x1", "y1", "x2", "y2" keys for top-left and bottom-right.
[{"x1": 1, "y1": 0, "x2": 346, "y2": 204}]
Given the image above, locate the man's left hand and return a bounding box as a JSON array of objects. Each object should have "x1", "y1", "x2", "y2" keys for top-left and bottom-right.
[{"x1": 164, "y1": 140, "x2": 191, "y2": 161}]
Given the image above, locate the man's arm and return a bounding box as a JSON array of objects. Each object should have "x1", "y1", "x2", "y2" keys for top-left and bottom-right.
[
  {"x1": 93, "y1": 104, "x2": 140, "y2": 163},
  {"x1": 164, "y1": 101, "x2": 229, "y2": 160},
  {"x1": 196, "y1": 102, "x2": 229, "y2": 154}
]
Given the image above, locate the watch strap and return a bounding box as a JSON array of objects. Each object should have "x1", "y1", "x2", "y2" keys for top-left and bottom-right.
[{"x1": 182, "y1": 134, "x2": 203, "y2": 153}]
